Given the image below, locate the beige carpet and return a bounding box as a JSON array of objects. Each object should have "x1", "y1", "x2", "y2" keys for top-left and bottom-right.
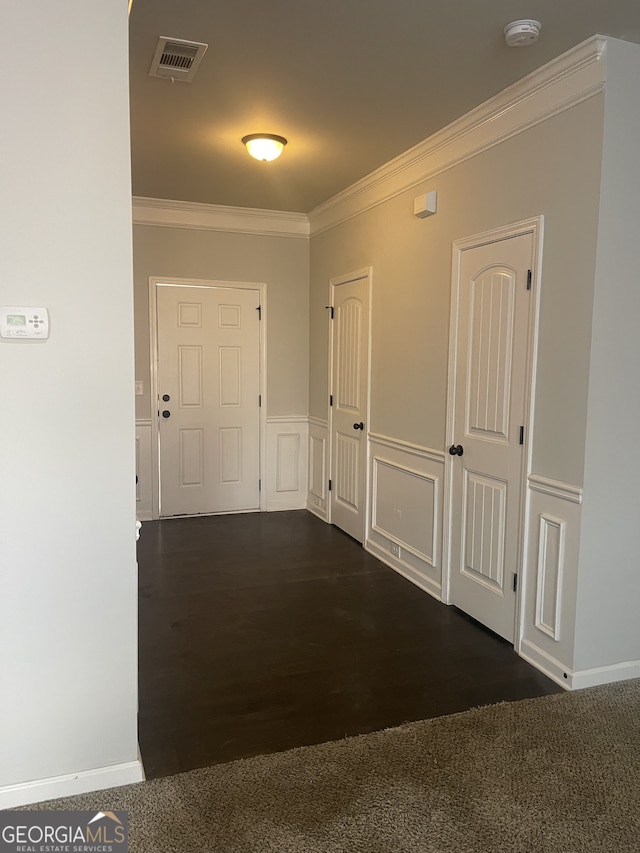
[{"x1": 26, "y1": 680, "x2": 640, "y2": 852}]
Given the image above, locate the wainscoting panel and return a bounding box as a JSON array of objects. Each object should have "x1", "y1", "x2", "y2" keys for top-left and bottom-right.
[
  {"x1": 307, "y1": 417, "x2": 328, "y2": 520},
  {"x1": 519, "y1": 474, "x2": 582, "y2": 689},
  {"x1": 366, "y1": 434, "x2": 445, "y2": 600},
  {"x1": 135, "y1": 420, "x2": 153, "y2": 521},
  {"x1": 266, "y1": 417, "x2": 308, "y2": 511},
  {"x1": 534, "y1": 514, "x2": 566, "y2": 641}
]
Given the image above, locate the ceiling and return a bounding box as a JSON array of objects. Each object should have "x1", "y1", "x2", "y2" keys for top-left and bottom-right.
[{"x1": 129, "y1": 0, "x2": 640, "y2": 214}]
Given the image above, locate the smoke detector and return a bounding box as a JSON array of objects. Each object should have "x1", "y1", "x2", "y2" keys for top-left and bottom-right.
[
  {"x1": 504, "y1": 20, "x2": 541, "y2": 47},
  {"x1": 149, "y1": 37, "x2": 208, "y2": 82}
]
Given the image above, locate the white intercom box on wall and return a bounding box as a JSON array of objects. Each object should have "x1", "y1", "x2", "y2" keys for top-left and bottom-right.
[{"x1": 0, "y1": 307, "x2": 50, "y2": 339}]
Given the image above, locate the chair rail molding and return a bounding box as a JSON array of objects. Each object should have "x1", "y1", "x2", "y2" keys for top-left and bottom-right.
[
  {"x1": 528, "y1": 473, "x2": 583, "y2": 503},
  {"x1": 367, "y1": 431, "x2": 445, "y2": 464}
]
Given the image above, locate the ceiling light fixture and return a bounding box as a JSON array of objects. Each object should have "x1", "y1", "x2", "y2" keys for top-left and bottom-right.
[
  {"x1": 242, "y1": 134, "x2": 287, "y2": 162},
  {"x1": 504, "y1": 19, "x2": 541, "y2": 47}
]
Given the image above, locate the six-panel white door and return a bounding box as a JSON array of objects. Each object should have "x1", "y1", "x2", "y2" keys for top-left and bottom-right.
[
  {"x1": 156, "y1": 284, "x2": 260, "y2": 517},
  {"x1": 448, "y1": 233, "x2": 533, "y2": 641}
]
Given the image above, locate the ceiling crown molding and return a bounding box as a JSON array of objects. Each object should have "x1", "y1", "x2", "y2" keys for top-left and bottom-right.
[
  {"x1": 132, "y1": 197, "x2": 310, "y2": 238},
  {"x1": 309, "y1": 35, "x2": 607, "y2": 236}
]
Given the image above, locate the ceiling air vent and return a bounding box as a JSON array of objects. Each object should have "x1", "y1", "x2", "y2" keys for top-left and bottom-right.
[{"x1": 149, "y1": 37, "x2": 208, "y2": 83}]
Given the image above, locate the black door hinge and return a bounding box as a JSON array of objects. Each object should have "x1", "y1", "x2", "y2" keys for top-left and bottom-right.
[
  {"x1": 329, "y1": 394, "x2": 333, "y2": 406},
  {"x1": 326, "y1": 305, "x2": 334, "y2": 319},
  {"x1": 259, "y1": 394, "x2": 262, "y2": 407},
  {"x1": 513, "y1": 573, "x2": 518, "y2": 592},
  {"x1": 526, "y1": 269, "x2": 532, "y2": 290},
  {"x1": 257, "y1": 305, "x2": 262, "y2": 319},
  {"x1": 259, "y1": 479, "x2": 262, "y2": 491},
  {"x1": 328, "y1": 479, "x2": 332, "y2": 491},
  {"x1": 519, "y1": 425, "x2": 524, "y2": 445}
]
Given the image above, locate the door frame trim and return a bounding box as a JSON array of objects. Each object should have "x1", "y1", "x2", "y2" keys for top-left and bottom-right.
[
  {"x1": 327, "y1": 267, "x2": 373, "y2": 541},
  {"x1": 441, "y1": 217, "x2": 544, "y2": 652},
  {"x1": 148, "y1": 276, "x2": 267, "y2": 519}
]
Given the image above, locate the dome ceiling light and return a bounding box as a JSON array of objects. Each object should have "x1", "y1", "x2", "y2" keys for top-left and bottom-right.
[{"x1": 242, "y1": 134, "x2": 288, "y2": 162}]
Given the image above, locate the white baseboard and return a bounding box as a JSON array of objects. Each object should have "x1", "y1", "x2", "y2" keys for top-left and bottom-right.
[
  {"x1": 518, "y1": 640, "x2": 640, "y2": 691},
  {"x1": 519, "y1": 638, "x2": 571, "y2": 689},
  {"x1": 267, "y1": 497, "x2": 307, "y2": 511},
  {"x1": 0, "y1": 758, "x2": 145, "y2": 810},
  {"x1": 570, "y1": 659, "x2": 640, "y2": 691},
  {"x1": 365, "y1": 539, "x2": 442, "y2": 602}
]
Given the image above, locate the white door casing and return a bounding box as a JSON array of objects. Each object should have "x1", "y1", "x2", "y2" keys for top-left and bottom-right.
[
  {"x1": 329, "y1": 269, "x2": 372, "y2": 543},
  {"x1": 149, "y1": 278, "x2": 266, "y2": 518},
  {"x1": 444, "y1": 220, "x2": 542, "y2": 643}
]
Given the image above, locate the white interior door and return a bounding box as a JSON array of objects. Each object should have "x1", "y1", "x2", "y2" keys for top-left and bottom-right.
[
  {"x1": 330, "y1": 270, "x2": 370, "y2": 542},
  {"x1": 447, "y1": 232, "x2": 534, "y2": 642},
  {"x1": 156, "y1": 284, "x2": 260, "y2": 517}
]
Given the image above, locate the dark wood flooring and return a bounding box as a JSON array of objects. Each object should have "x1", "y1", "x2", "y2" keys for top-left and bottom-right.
[{"x1": 137, "y1": 510, "x2": 561, "y2": 779}]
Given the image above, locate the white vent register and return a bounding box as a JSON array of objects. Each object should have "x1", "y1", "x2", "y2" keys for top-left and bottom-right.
[
  {"x1": 0, "y1": 307, "x2": 49, "y2": 339},
  {"x1": 149, "y1": 37, "x2": 208, "y2": 82}
]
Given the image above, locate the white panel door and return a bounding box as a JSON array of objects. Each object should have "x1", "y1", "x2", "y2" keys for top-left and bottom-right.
[
  {"x1": 330, "y1": 272, "x2": 370, "y2": 542},
  {"x1": 448, "y1": 233, "x2": 533, "y2": 641},
  {"x1": 157, "y1": 284, "x2": 260, "y2": 516}
]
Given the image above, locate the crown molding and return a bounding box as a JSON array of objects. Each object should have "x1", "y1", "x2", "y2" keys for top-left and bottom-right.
[
  {"x1": 132, "y1": 197, "x2": 310, "y2": 238},
  {"x1": 309, "y1": 35, "x2": 607, "y2": 236}
]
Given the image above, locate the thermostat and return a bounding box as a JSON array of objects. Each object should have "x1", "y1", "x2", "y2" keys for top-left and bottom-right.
[{"x1": 0, "y1": 307, "x2": 49, "y2": 339}]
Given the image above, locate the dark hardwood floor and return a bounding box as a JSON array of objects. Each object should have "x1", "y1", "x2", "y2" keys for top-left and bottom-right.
[{"x1": 137, "y1": 510, "x2": 561, "y2": 779}]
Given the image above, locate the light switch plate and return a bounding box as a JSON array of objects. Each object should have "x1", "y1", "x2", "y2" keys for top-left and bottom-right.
[{"x1": 135, "y1": 381, "x2": 143, "y2": 396}]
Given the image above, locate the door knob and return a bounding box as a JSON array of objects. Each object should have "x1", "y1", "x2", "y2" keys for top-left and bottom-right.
[
  {"x1": 353, "y1": 422, "x2": 364, "y2": 431},
  {"x1": 449, "y1": 444, "x2": 463, "y2": 456},
  {"x1": 162, "y1": 394, "x2": 170, "y2": 402},
  {"x1": 162, "y1": 410, "x2": 171, "y2": 419}
]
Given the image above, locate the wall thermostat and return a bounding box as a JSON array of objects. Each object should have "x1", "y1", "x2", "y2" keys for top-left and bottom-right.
[{"x1": 0, "y1": 307, "x2": 50, "y2": 339}]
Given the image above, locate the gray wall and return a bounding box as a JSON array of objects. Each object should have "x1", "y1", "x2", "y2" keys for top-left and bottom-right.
[
  {"x1": 0, "y1": 3, "x2": 138, "y2": 789},
  {"x1": 133, "y1": 226, "x2": 309, "y2": 420},
  {"x1": 309, "y1": 96, "x2": 604, "y2": 487}
]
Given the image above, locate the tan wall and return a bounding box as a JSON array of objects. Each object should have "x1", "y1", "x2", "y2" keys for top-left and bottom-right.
[
  {"x1": 134, "y1": 226, "x2": 309, "y2": 419},
  {"x1": 310, "y1": 96, "x2": 604, "y2": 486}
]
